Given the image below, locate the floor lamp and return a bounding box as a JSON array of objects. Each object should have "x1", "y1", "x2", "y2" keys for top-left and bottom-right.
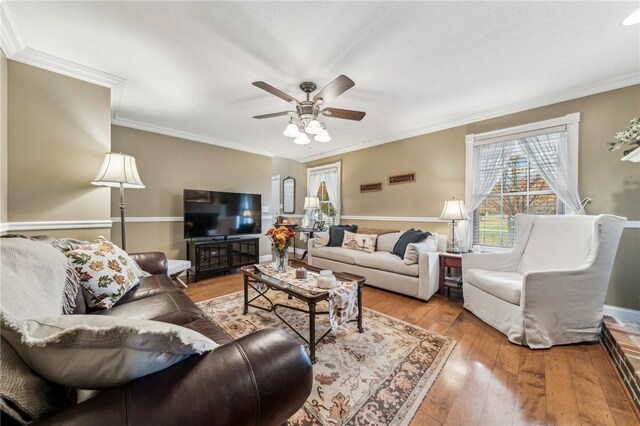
[
  {"x1": 91, "y1": 153, "x2": 145, "y2": 251},
  {"x1": 439, "y1": 198, "x2": 469, "y2": 254}
]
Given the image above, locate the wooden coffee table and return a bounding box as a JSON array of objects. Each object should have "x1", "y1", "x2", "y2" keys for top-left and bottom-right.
[{"x1": 241, "y1": 259, "x2": 365, "y2": 363}]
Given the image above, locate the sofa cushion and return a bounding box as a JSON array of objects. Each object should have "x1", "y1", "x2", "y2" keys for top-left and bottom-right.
[
  {"x1": 0, "y1": 337, "x2": 74, "y2": 425},
  {"x1": 114, "y1": 275, "x2": 180, "y2": 305},
  {"x1": 327, "y1": 225, "x2": 358, "y2": 247},
  {"x1": 403, "y1": 239, "x2": 437, "y2": 265},
  {"x1": 392, "y1": 229, "x2": 431, "y2": 259},
  {"x1": 93, "y1": 291, "x2": 204, "y2": 326},
  {"x1": 310, "y1": 246, "x2": 358, "y2": 265},
  {"x1": 355, "y1": 251, "x2": 419, "y2": 277},
  {"x1": 376, "y1": 232, "x2": 402, "y2": 252},
  {"x1": 314, "y1": 232, "x2": 330, "y2": 248},
  {"x1": 341, "y1": 231, "x2": 378, "y2": 253},
  {"x1": 466, "y1": 269, "x2": 523, "y2": 305},
  {"x1": 2, "y1": 315, "x2": 218, "y2": 389},
  {"x1": 64, "y1": 238, "x2": 141, "y2": 309}
]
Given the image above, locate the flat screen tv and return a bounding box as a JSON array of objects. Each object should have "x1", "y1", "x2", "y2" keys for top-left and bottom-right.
[{"x1": 184, "y1": 189, "x2": 262, "y2": 239}]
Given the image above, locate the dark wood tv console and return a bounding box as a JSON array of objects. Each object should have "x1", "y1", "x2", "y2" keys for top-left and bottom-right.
[{"x1": 187, "y1": 237, "x2": 259, "y2": 283}]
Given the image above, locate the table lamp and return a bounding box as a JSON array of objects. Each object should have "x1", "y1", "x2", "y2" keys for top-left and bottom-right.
[
  {"x1": 92, "y1": 153, "x2": 145, "y2": 251},
  {"x1": 439, "y1": 198, "x2": 469, "y2": 254},
  {"x1": 303, "y1": 196, "x2": 321, "y2": 227}
]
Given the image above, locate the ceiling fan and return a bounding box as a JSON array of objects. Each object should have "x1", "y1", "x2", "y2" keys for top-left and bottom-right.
[{"x1": 252, "y1": 75, "x2": 366, "y2": 144}]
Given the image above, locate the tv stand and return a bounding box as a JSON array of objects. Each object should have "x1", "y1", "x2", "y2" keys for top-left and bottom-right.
[
  {"x1": 187, "y1": 237, "x2": 259, "y2": 282},
  {"x1": 210, "y1": 236, "x2": 240, "y2": 241}
]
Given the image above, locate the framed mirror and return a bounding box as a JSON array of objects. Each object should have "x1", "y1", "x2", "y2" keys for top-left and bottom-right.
[{"x1": 282, "y1": 176, "x2": 295, "y2": 214}]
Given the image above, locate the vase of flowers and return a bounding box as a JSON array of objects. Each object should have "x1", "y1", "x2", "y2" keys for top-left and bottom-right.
[
  {"x1": 266, "y1": 226, "x2": 296, "y2": 273},
  {"x1": 608, "y1": 117, "x2": 640, "y2": 156}
]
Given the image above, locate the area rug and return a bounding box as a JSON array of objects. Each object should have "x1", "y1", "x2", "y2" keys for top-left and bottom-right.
[{"x1": 197, "y1": 290, "x2": 455, "y2": 426}]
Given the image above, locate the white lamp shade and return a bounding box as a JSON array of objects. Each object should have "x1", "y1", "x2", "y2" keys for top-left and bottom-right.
[
  {"x1": 293, "y1": 133, "x2": 310, "y2": 145},
  {"x1": 314, "y1": 129, "x2": 331, "y2": 143},
  {"x1": 304, "y1": 196, "x2": 321, "y2": 209},
  {"x1": 91, "y1": 153, "x2": 145, "y2": 188},
  {"x1": 623, "y1": 9, "x2": 640, "y2": 25},
  {"x1": 283, "y1": 122, "x2": 300, "y2": 138},
  {"x1": 305, "y1": 119, "x2": 322, "y2": 135},
  {"x1": 439, "y1": 198, "x2": 469, "y2": 220}
]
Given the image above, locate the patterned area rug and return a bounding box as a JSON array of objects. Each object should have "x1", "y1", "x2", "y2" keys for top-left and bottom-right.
[{"x1": 197, "y1": 290, "x2": 455, "y2": 426}]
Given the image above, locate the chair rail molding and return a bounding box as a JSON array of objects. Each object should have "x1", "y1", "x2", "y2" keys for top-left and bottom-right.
[{"x1": 0, "y1": 220, "x2": 113, "y2": 232}]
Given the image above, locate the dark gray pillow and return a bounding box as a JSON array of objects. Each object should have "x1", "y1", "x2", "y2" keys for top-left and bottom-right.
[
  {"x1": 328, "y1": 225, "x2": 358, "y2": 247},
  {"x1": 392, "y1": 229, "x2": 431, "y2": 259}
]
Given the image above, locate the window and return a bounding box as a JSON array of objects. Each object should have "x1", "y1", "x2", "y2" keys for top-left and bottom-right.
[
  {"x1": 466, "y1": 114, "x2": 580, "y2": 248},
  {"x1": 474, "y1": 143, "x2": 564, "y2": 247},
  {"x1": 307, "y1": 162, "x2": 341, "y2": 225},
  {"x1": 316, "y1": 181, "x2": 337, "y2": 225}
]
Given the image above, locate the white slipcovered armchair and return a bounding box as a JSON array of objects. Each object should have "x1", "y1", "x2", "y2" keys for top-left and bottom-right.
[{"x1": 462, "y1": 213, "x2": 626, "y2": 348}]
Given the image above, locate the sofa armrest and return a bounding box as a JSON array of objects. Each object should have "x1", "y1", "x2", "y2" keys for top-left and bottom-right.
[
  {"x1": 34, "y1": 328, "x2": 313, "y2": 426},
  {"x1": 417, "y1": 252, "x2": 440, "y2": 300},
  {"x1": 129, "y1": 252, "x2": 168, "y2": 275},
  {"x1": 461, "y1": 251, "x2": 519, "y2": 277}
]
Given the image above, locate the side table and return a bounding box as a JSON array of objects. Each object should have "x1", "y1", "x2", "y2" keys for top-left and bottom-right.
[
  {"x1": 439, "y1": 253, "x2": 462, "y2": 296},
  {"x1": 167, "y1": 259, "x2": 191, "y2": 288}
]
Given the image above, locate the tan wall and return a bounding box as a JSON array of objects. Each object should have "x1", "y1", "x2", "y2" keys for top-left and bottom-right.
[
  {"x1": 111, "y1": 125, "x2": 272, "y2": 259},
  {"x1": 1, "y1": 52, "x2": 7, "y2": 224},
  {"x1": 308, "y1": 85, "x2": 640, "y2": 310},
  {"x1": 7, "y1": 60, "x2": 111, "y2": 239},
  {"x1": 271, "y1": 156, "x2": 307, "y2": 215}
]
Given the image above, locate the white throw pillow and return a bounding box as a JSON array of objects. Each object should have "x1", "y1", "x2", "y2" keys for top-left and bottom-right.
[
  {"x1": 341, "y1": 231, "x2": 378, "y2": 253},
  {"x1": 2, "y1": 315, "x2": 218, "y2": 390},
  {"x1": 404, "y1": 235, "x2": 438, "y2": 265},
  {"x1": 314, "y1": 232, "x2": 330, "y2": 248}
]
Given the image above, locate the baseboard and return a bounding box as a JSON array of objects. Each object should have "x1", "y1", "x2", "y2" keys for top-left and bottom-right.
[{"x1": 603, "y1": 304, "x2": 640, "y2": 322}]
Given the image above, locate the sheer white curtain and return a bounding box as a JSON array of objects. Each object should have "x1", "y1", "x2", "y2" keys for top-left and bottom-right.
[
  {"x1": 322, "y1": 171, "x2": 340, "y2": 223},
  {"x1": 517, "y1": 132, "x2": 582, "y2": 214},
  {"x1": 464, "y1": 141, "x2": 518, "y2": 248},
  {"x1": 307, "y1": 173, "x2": 323, "y2": 199},
  {"x1": 468, "y1": 141, "x2": 518, "y2": 211}
]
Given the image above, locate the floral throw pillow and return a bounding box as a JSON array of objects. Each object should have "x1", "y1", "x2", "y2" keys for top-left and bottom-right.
[{"x1": 64, "y1": 238, "x2": 140, "y2": 309}]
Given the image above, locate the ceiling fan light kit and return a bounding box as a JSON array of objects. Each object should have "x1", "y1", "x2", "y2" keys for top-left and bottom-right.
[
  {"x1": 253, "y1": 75, "x2": 366, "y2": 145},
  {"x1": 283, "y1": 119, "x2": 300, "y2": 137},
  {"x1": 294, "y1": 133, "x2": 311, "y2": 145}
]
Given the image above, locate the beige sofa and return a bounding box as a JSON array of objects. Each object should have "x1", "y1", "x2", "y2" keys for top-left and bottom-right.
[{"x1": 307, "y1": 231, "x2": 447, "y2": 301}]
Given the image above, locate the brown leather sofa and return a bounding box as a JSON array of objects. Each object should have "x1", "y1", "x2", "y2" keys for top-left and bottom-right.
[{"x1": 6, "y1": 252, "x2": 313, "y2": 426}]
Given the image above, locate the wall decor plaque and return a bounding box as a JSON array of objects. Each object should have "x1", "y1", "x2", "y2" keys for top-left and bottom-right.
[
  {"x1": 360, "y1": 182, "x2": 382, "y2": 193},
  {"x1": 389, "y1": 173, "x2": 416, "y2": 185}
]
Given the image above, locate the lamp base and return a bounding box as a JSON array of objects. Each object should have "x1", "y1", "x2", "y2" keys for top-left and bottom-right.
[{"x1": 446, "y1": 248, "x2": 462, "y2": 254}]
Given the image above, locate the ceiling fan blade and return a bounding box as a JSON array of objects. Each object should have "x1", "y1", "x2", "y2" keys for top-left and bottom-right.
[
  {"x1": 313, "y1": 75, "x2": 355, "y2": 104},
  {"x1": 253, "y1": 111, "x2": 294, "y2": 119},
  {"x1": 321, "y1": 107, "x2": 366, "y2": 121},
  {"x1": 252, "y1": 81, "x2": 300, "y2": 105}
]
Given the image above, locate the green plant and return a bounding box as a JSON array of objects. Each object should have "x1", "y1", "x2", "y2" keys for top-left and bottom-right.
[{"x1": 608, "y1": 117, "x2": 640, "y2": 152}]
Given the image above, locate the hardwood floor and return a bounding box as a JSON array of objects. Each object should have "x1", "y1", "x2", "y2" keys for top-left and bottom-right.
[{"x1": 184, "y1": 273, "x2": 639, "y2": 426}]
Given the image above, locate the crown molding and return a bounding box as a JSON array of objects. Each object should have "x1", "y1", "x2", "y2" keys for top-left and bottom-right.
[
  {"x1": 111, "y1": 117, "x2": 278, "y2": 159},
  {"x1": 0, "y1": 2, "x2": 125, "y2": 118},
  {"x1": 0, "y1": 2, "x2": 23, "y2": 57},
  {"x1": 299, "y1": 73, "x2": 640, "y2": 163}
]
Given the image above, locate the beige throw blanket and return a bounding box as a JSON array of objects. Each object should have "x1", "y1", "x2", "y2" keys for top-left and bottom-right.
[{"x1": 0, "y1": 238, "x2": 77, "y2": 330}]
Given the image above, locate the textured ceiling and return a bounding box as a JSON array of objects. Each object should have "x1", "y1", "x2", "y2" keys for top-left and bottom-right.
[{"x1": 3, "y1": 1, "x2": 639, "y2": 161}]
